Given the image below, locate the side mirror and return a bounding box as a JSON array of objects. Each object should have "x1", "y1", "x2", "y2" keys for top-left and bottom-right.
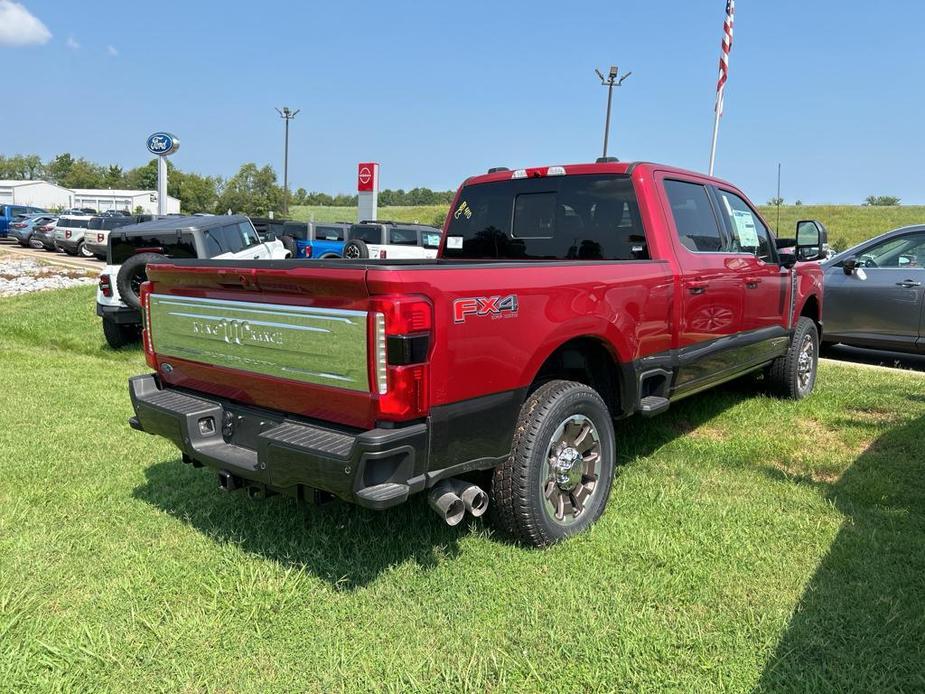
[
  {"x1": 842, "y1": 257, "x2": 858, "y2": 275},
  {"x1": 795, "y1": 220, "x2": 826, "y2": 261}
]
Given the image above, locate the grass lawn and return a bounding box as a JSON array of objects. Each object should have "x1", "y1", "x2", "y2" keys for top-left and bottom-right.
[
  {"x1": 290, "y1": 203, "x2": 925, "y2": 254},
  {"x1": 1, "y1": 286, "x2": 924, "y2": 691}
]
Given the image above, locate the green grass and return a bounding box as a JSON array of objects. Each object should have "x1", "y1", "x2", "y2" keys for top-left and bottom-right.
[
  {"x1": 761, "y1": 205, "x2": 924, "y2": 252},
  {"x1": 290, "y1": 203, "x2": 924, "y2": 252},
  {"x1": 288, "y1": 204, "x2": 448, "y2": 228},
  {"x1": 1, "y1": 286, "x2": 924, "y2": 691}
]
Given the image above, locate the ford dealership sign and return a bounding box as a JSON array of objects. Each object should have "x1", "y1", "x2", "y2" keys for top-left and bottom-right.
[{"x1": 146, "y1": 132, "x2": 180, "y2": 156}]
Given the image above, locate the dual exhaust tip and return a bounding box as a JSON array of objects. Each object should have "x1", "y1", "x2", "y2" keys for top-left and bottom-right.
[{"x1": 428, "y1": 479, "x2": 488, "y2": 526}]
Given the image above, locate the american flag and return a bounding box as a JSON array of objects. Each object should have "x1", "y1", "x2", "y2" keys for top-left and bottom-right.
[{"x1": 715, "y1": 0, "x2": 735, "y2": 117}]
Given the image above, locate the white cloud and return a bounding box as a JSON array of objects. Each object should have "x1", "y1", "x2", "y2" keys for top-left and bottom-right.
[
  {"x1": 66, "y1": 35, "x2": 79, "y2": 50},
  {"x1": 0, "y1": 1, "x2": 51, "y2": 46},
  {"x1": 106, "y1": 44, "x2": 118, "y2": 57}
]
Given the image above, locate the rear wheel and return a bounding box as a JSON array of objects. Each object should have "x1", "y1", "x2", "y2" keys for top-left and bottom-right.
[
  {"x1": 115, "y1": 252, "x2": 167, "y2": 310},
  {"x1": 768, "y1": 317, "x2": 819, "y2": 399},
  {"x1": 489, "y1": 380, "x2": 615, "y2": 547},
  {"x1": 102, "y1": 319, "x2": 139, "y2": 348},
  {"x1": 77, "y1": 241, "x2": 94, "y2": 258},
  {"x1": 343, "y1": 239, "x2": 369, "y2": 260}
]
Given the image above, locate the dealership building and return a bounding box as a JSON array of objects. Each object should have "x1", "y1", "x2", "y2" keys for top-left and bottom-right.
[{"x1": 0, "y1": 179, "x2": 180, "y2": 214}]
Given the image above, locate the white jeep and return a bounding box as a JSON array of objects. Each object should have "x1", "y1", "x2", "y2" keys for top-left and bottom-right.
[
  {"x1": 97, "y1": 215, "x2": 291, "y2": 347},
  {"x1": 342, "y1": 221, "x2": 442, "y2": 260}
]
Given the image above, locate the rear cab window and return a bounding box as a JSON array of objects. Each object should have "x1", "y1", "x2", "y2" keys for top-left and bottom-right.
[
  {"x1": 314, "y1": 225, "x2": 344, "y2": 241},
  {"x1": 442, "y1": 173, "x2": 648, "y2": 260}
]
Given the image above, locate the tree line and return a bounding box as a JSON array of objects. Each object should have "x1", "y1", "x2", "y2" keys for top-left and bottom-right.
[{"x1": 0, "y1": 153, "x2": 454, "y2": 216}]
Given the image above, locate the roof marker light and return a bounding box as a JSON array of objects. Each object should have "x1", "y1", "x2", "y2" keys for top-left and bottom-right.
[
  {"x1": 511, "y1": 169, "x2": 527, "y2": 179},
  {"x1": 547, "y1": 166, "x2": 567, "y2": 176}
]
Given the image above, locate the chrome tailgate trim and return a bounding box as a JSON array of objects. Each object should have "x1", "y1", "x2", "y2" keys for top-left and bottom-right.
[{"x1": 149, "y1": 294, "x2": 370, "y2": 391}]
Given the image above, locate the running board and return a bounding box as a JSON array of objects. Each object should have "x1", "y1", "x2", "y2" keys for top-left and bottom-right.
[{"x1": 639, "y1": 395, "x2": 670, "y2": 417}]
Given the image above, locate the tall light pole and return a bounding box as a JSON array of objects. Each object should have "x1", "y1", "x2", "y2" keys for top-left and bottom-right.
[
  {"x1": 275, "y1": 106, "x2": 300, "y2": 216},
  {"x1": 595, "y1": 66, "x2": 631, "y2": 159}
]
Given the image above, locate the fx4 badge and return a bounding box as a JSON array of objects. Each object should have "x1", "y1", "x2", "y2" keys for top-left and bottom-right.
[{"x1": 453, "y1": 295, "x2": 519, "y2": 323}]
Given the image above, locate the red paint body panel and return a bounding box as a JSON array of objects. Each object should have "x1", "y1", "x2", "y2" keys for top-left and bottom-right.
[{"x1": 142, "y1": 161, "x2": 823, "y2": 430}]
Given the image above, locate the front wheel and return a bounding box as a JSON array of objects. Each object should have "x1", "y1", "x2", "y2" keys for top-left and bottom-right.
[
  {"x1": 489, "y1": 380, "x2": 616, "y2": 547},
  {"x1": 767, "y1": 317, "x2": 819, "y2": 399}
]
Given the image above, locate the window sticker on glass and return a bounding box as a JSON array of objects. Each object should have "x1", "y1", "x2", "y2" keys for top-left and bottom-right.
[
  {"x1": 447, "y1": 236, "x2": 463, "y2": 249},
  {"x1": 731, "y1": 209, "x2": 760, "y2": 248},
  {"x1": 454, "y1": 201, "x2": 472, "y2": 220}
]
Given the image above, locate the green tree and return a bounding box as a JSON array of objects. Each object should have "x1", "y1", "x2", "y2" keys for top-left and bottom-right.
[
  {"x1": 45, "y1": 153, "x2": 75, "y2": 184},
  {"x1": 215, "y1": 163, "x2": 283, "y2": 216},
  {"x1": 104, "y1": 164, "x2": 124, "y2": 188},
  {"x1": 863, "y1": 195, "x2": 901, "y2": 206},
  {"x1": 174, "y1": 171, "x2": 220, "y2": 213},
  {"x1": 0, "y1": 154, "x2": 44, "y2": 180},
  {"x1": 60, "y1": 158, "x2": 106, "y2": 188}
]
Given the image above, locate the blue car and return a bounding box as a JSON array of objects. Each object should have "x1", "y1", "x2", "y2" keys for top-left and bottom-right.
[
  {"x1": 0, "y1": 204, "x2": 47, "y2": 237},
  {"x1": 7, "y1": 213, "x2": 58, "y2": 247},
  {"x1": 273, "y1": 221, "x2": 352, "y2": 258}
]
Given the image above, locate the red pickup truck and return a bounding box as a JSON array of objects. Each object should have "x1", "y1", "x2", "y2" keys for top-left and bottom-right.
[{"x1": 128, "y1": 160, "x2": 824, "y2": 547}]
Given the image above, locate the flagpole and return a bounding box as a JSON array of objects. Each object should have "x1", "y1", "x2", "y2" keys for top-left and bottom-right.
[{"x1": 708, "y1": 103, "x2": 721, "y2": 176}]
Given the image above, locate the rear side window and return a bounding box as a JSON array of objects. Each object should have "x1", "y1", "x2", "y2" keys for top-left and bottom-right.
[
  {"x1": 63, "y1": 217, "x2": 90, "y2": 229},
  {"x1": 314, "y1": 225, "x2": 344, "y2": 241},
  {"x1": 239, "y1": 222, "x2": 261, "y2": 249},
  {"x1": 389, "y1": 228, "x2": 419, "y2": 245},
  {"x1": 663, "y1": 180, "x2": 723, "y2": 253},
  {"x1": 282, "y1": 222, "x2": 309, "y2": 241},
  {"x1": 349, "y1": 225, "x2": 383, "y2": 244},
  {"x1": 443, "y1": 174, "x2": 647, "y2": 260},
  {"x1": 203, "y1": 229, "x2": 224, "y2": 256}
]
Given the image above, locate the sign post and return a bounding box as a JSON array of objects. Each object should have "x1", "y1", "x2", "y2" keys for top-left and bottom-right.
[
  {"x1": 357, "y1": 162, "x2": 379, "y2": 222},
  {"x1": 146, "y1": 132, "x2": 180, "y2": 215}
]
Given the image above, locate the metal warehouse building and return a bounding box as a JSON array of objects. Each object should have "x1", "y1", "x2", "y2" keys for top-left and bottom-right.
[
  {"x1": 0, "y1": 180, "x2": 180, "y2": 214},
  {"x1": 0, "y1": 180, "x2": 73, "y2": 208},
  {"x1": 71, "y1": 188, "x2": 180, "y2": 214}
]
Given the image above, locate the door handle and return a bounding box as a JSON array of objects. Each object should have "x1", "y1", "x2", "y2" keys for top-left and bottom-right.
[
  {"x1": 745, "y1": 279, "x2": 761, "y2": 289},
  {"x1": 688, "y1": 284, "x2": 707, "y2": 295},
  {"x1": 896, "y1": 280, "x2": 922, "y2": 288}
]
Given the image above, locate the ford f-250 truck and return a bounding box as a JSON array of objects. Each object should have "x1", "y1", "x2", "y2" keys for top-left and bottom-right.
[{"x1": 127, "y1": 160, "x2": 824, "y2": 547}]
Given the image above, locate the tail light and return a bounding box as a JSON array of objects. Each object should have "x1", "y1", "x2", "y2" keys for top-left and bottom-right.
[
  {"x1": 97, "y1": 234, "x2": 105, "y2": 242},
  {"x1": 304, "y1": 245, "x2": 312, "y2": 258},
  {"x1": 12, "y1": 223, "x2": 26, "y2": 228},
  {"x1": 37, "y1": 225, "x2": 51, "y2": 232},
  {"x1": 379, "y1": 249, "x2": 387, "y2": 259},
  {"x1": 140, "y1": 282, "x2": 156, "y2": 369},
  {"x1": 368, "y1": 295, "x2": 433, "y2": 421},
  {"x1": 65, "y1": 230, "x2": 72, "y2": 239},
  {"x1": 98, "y1": 274, "x2": 113, "y2": 298}
]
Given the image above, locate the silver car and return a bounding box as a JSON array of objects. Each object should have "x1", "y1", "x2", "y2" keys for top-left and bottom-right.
[{"x1": 822, "y1": 224, "x2": 925, "y2": 353}]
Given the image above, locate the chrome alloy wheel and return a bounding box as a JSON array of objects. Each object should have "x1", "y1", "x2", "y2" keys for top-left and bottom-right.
[
  {"x1": 797, "y1": 333, "x2": 815, "y2": 393},
  {"x1": 541, "y1": 414, "x2": 602, "y2": 525}
]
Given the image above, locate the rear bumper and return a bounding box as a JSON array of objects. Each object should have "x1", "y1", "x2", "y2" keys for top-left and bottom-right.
[
  {"x1": 97, "y1": 303, "x2": 141, "y2": 325},
  {"x1": 85, "y1": 242, "x2": 106, "y2": 256},
  {"x1": 128, "y1": 374, "x2": 429, "y2": 509},
  {"x1": 55, "y1": 238, "x2": 81, "y2": 252}
]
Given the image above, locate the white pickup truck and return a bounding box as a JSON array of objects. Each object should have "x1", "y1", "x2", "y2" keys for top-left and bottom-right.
[{"x1": 97, "y1": 214, "x2": 291, "y2": 347}]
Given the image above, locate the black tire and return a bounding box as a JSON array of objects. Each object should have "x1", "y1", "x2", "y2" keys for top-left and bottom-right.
[
  {"x1": 77, "y1": 241, "x2": 94, "y2": 258},
  {"x1": 18, "y1": 239, "x2": 29, "y2": 248},
  {"x1": 343, "y1": 239, "x2": 369, "y2": 260},
  {"x1": 768, "y1": 316, "x2": 819, "y2": 399},
  {"x1": 489, "y1": 380, "x2": 616, "y2": 547},
  {"x1": 116, "y1": 252, "x2": 167, "y2": 310},
  {"x1": 280, "y1": 235, "x2": 299, "y2": 257},
  {"x1": 102, "y1": 318, "x2": 139, "y2": 348}
]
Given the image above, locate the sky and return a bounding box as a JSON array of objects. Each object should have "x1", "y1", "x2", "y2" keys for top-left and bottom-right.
[{"x1": 2, "y1": 0, "x2": 924, "y2": 204}]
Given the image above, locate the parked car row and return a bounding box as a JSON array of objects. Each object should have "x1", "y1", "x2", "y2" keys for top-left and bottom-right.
[{"x1": 254, "y1": 218, "x2": 443, "y2": 260}]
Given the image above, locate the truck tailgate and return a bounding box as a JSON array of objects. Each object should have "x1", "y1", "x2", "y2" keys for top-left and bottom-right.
[{"x1": 143, "y1": 262, "x2": 377, "y2": 428}]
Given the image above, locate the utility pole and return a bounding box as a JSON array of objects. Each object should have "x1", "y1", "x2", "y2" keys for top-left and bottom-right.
[
  {"x1": 776, "y1": 163, "x2": 782, "y2": 233},
  {"x1": 595, "y1": 66, "x2": 631, "y2": 159},
  {"x1": 275, "y1": 106, "x2": 300, "y2": 216}
]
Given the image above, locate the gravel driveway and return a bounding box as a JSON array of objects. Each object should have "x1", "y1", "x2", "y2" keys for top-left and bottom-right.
[{"x1": 0, "y1": 252, "x2": 97, "y2": 297}]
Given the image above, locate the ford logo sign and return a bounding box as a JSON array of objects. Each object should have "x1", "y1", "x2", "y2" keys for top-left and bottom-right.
[{"x1": 146, "y1": 132, "x2": 180, "y2": 156}]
